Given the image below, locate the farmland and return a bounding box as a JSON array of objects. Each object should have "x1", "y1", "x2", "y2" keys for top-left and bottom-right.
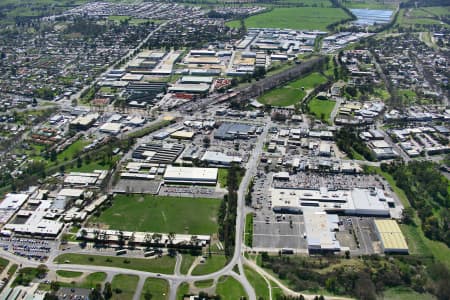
[
  {"x1": 227, "y1": 7, "x2": 351, "y2": 31},
  {"x1": 88, "y1": 195, "x2": 221, "y2": 235}
]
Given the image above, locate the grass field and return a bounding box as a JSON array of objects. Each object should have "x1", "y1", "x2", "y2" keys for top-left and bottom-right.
[
  {"x1": 180, "y1": 255, "x2": 196, "y2": 275},
  {"x1": 258, "y1": 72, "x2": 327, "y2": 107},
  {"x1": 176, "y1": 282, "x2": 190, "y2": 300},
  {"x1": 194, "y1": 279, "x2": 214, "y2": 288},
  {"x1": 56, "y1": 270, "x2": 83, "y2": 278},
  {"x1": 0, "y1": 257, "x2": 8, "y2": 272},
  {"x1": 218, "y1": 168, "x2": 228, "y2": 188},
  {"x1": 381, "y1": 287, "x2": 436, "y2": 300},
  {"x1": 57, "y1": 139, "x2": 89, "y2": 161},
  {"x1": 111, "y1": 274, "x2": 139, "y2": 300},
  {"x1": 141, "y1": 278, "x2": 169, "y2": 300},
  {"x1": 54, "y1": 254, "x2": 176, "y2": 274},
  {"x1": 88, "y1": 194, "x2": 221, "y2": 235},
  {"x1": 343, "y1": 0, "x2": 396, "y2": 9},
  {"x1": 244, "y1": 266, "x2": 270, "y2": 299},
  {"x1": 396, "y1": 8, "x2": 448, "y2": 28},
  {"x1": 191, "y1": 255, "x2": 227, "y2": 276},
  {"x1": 216, "y1": 276, "x2": 247, "y2": 300},
  {"x1": 227, "y1": 7, "x2": 350, "y2": 31},
  {"x1": 307, "y1": 99, "x2": 336, "y2": 123}
]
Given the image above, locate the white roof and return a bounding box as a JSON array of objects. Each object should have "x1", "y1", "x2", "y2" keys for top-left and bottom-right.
[
  {"x1": 100, "y1": 122, "x2": 122, "y2": 134},
  {"x1": 304, "y1": 210, "x2": 340, "y2": 250},
  {"x1": 201, "y1": 151, "x2": 242, "y2": 164},
  {"x1": 164, "y1": 166, "x2": 218, "y2": 182},
  {"x1": 58, "y1": 188, "x2": 84, "y2": 198}
]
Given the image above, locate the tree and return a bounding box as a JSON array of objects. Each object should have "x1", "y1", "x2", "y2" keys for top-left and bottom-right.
[
  {"x1": 117, "y1": 231, "x2": 125, "y2": 249},
  {"x1": 90, "y1": 283, "x2": 104, "y2": 300},
  {"x1": 402, "y1": 207, "x2": 415, "y2": 225},
  {"x1": 168, "y1": 232, "x2": 176, "y2": 244},
  {"x1": 37, "y1": 264, "x2": 48, "y2": 278},
  {"x1": 103, "y1": 282, "x2": 112, "y2": 299},
  {"x1": 50, "y1": 281, "x2": 60, "y2": 292},
  {"x1": 143, "y1": 291, "x2": 153, "y2": 300},
  {"x1": 50, "y1": 149, "x2": 57, "y2": 162}
]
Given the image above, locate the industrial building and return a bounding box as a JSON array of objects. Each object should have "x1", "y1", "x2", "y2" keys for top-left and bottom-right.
[
  {"x1": 374, "y1": 219, "x2": 409, "y2": 254},
  {"x1": 132, "y1": 142, "x2": 185, "y2": 164},
  {"x1": 214, "y1": 122, "x2": 256, "y2": 140},
  {"x1": 303, "y1": 210, "x2": 340, "y2": 253},
  {"x1": 163, "y1": 166, "x2": 218, "y2": 185},
  {"x1": 64, "y1": 170, "x2": 108, "y2": 188},
  {"x1": 69, "y1": 113, "x2": 99, "y2": 130},
  {"x1": 201, "y1": 151, "x2": 242, "y2": 166},
  {"x1": 271, "y1": 187, "x2": 392, "y2": 216}
]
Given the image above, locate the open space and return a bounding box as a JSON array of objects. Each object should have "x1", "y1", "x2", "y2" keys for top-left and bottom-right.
[
  {"x1": 215, "y1": 276, "x2": 247, "y2": 299},
  {"x1": 258, "y1": 72, "x2": 327, "y2": 107},
  {"x1": 54, "y1": 254, "x2": 176, "y2": 274},
  {"x1": 244, "y1": 265, "x2": 270, "y2": 299},
  {"x1": 55, "y1": 270, "x2": 83, "y2": 278},
  {"x1": 140, "y1": 278, "x2": 169, "y2": 300},
  {"x1": 111, "y1": 274, "x2": 139, "y2": 300},
  {"x1": 227, "y1": 7, "x2": 351, "y2": 31},
  {"x1": 88, "y1": 194, "x2": 221, "y2": 235},
  {"x1": 307, "y1": 99, "x2": 336, "y2": 123},
  {"x1": 191, "y1": 255, "x2": 227, "y2": 275}
]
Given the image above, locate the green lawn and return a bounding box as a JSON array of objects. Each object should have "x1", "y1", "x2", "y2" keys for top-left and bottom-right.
[
  {"x1": 191, "y1": 255, "x2": 227, "y2": 276},
  {"x1": 176, "y1": 282, "x2": 190, "y2": 300},
  {"x1": 0, "y1": 257, "x2": 8, "y2": 272},
  {"x1": 180, "y1": 255, "x2": 196, "y2": 275},
  {"x1": 12, "y1": 267, "x2": 39, "y2": 287},
  {"x1": 258, "y1": 72, "x2": 327, "y2": 107},
  {"x1": 218, "y1": 168, "x2": 228, "y2": 188},
  {"x1": 244, "y1": 266, "x2": 270, "y2": 299},
  {"x1": 57, "y1": 139, "x2": 89, "y2": 161},
  {"x1": 194, "y1": 279, "x2": 214, "y2": 288},
  {"x1": 307, "y1": 99, "x2": 336, "y2": 123},
  {"x1": 141, "y1": 278, "x2": 169, "y2": 300},
  {"x1": 111, "y1": 274, "x2": 139, "y2": 300},
  {"x1": 344, "y1": 0, "x2": 396, "y2": 9},
  {"x1": 270, "y1": 279, "x2": 285, "y2": 299},
  {"x1": 54, "y1": 254, "x2": 176, "y2": 274},
  {"x1": 56, "y1": 270, "x2": 83, "y2": 278},
  {"x1": 227, "y1": 7, "x2": 350, "y2": 30},
  {"x1": 215, "y1": 276, "x2": 247, "y2": 300},
  {"x1": 381, "y1": 287, "x2": 436, "y2": 300},
  {"x1": 89, "y1": 194, "x2": 220, "y2": 235}
]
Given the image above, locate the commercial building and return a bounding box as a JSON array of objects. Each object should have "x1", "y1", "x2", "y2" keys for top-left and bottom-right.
[
  {"x1": 163, "y1": 166, "x2": 218, "y2": 185},
  {"x1": 168, "y1": 84, "x2": 210, "y2": 94},
  {"x1": 99, "y1": 122, "x2": 122, "y2": 135},
  {"x1": 0, "y1": 193, "x2": 29, "y2": 225},
  {"x1": 303, "y1": 210, "x2": 340, "y2": 253},
  {"x1": 374, "y1": 219, "x2": 409, "y2": 254}
]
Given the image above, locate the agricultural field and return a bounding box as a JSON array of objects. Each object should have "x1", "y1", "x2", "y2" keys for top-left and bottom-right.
[
  {"x1": 343, "y1": 0, "x2": 397, "y2": 9},
  {"x1": 307, "y1": 99, "x2": 336, "y2": 123},
  {"x1": 396, "y1": 8, "x2": 449, "y2": 28},
  {"x1": 258, "y1": 72, "x2": 327, "y2": 107},
  {"x1": 88, "y1": 195, "x2": 221, "y2": 235},
  {"x1": 54, "y1": 254, "x2": 176, "y2": 274},
  {"x1": 140, "y1": 278, "x2": 169, "y2": 300},
  {"x1": 227, "y1": 7, "x2": 351, "y2": 31}
]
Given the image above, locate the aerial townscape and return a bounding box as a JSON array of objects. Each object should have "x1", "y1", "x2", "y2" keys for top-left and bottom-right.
[{"x1": 0, "y1": 0, "x2": 449, "y2": 299}]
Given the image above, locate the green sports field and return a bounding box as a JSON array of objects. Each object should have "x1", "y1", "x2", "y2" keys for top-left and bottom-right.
[
  {"x1": 88, "y1": 195, "x2": 221, "y2": 235},
  {"x1": 227, "y1": 7, "x2": 350, "y2": 30}
]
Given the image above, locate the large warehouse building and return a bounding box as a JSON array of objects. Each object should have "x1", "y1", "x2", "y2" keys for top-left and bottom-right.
[
  {"x1": 271, "y1": 186, "x2": 392, "y2": 216},
  {"x1": 374, "y1": 219, "x2": 409, "y2": 254},
  {"x1": 304, "y1": 210, "x2": 341, "y2": 253},
  {"x1": 163, "y1": 166, "x2": 218, "y2": 185}
]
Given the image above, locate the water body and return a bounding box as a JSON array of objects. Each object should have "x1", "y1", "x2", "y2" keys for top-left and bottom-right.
[{"x1": 351, "y1": 8, "x2": 393, "y2": 25}]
